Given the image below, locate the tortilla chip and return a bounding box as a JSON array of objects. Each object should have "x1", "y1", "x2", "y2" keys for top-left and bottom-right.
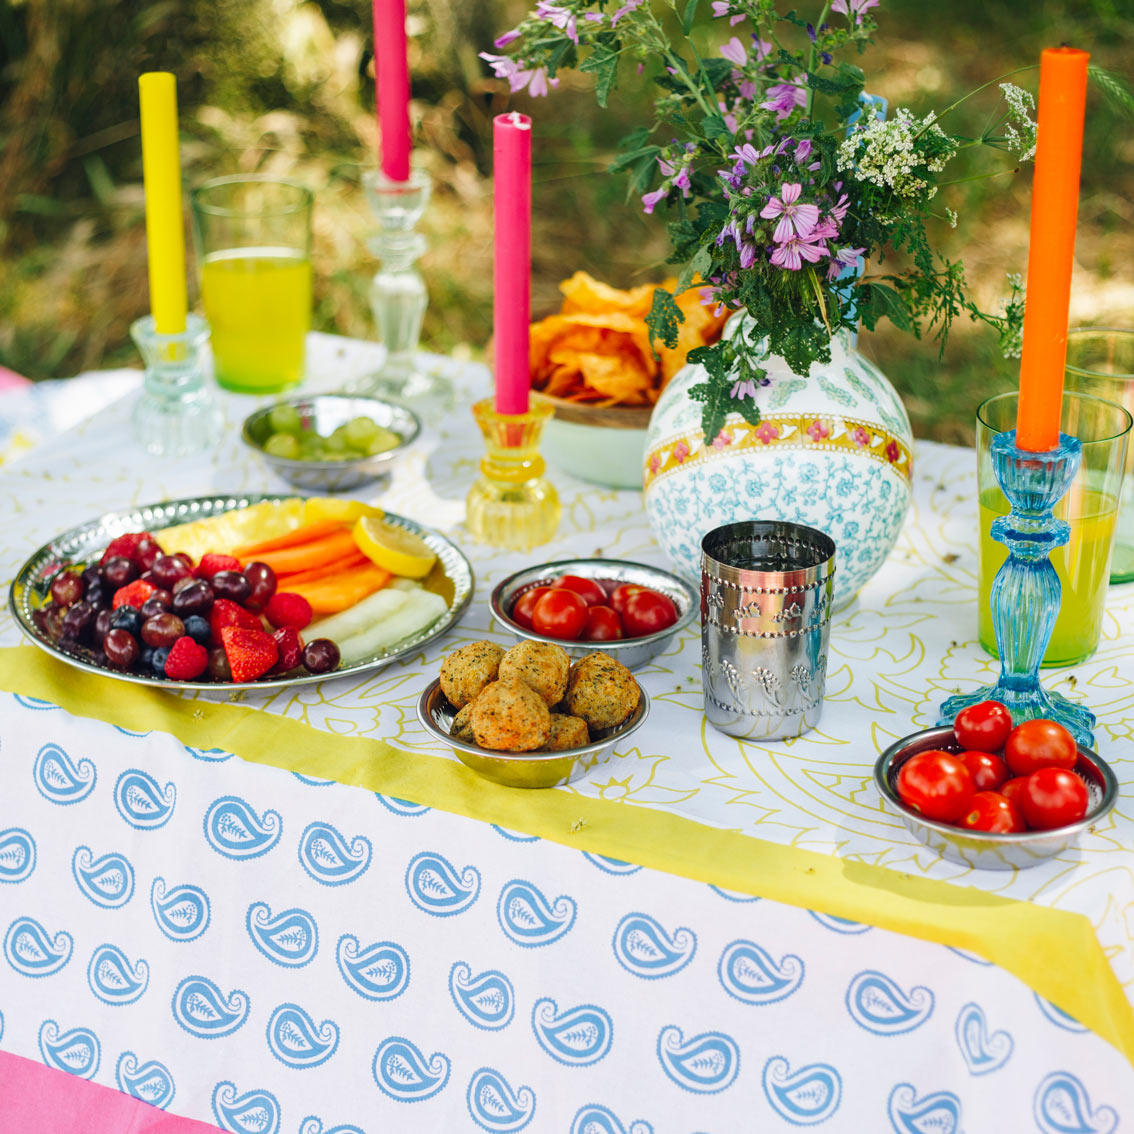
[{"x1": 560, "y1": 271, "x2": 656, "y2": 319}]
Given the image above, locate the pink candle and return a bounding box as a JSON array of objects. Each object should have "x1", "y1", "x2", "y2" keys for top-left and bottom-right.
[
  {"x1": 373, "y1": 0, "x2": 411, "y2": 182},
  {"x1": 493, "y1": 112, "x2": 532, "y2": 416}
]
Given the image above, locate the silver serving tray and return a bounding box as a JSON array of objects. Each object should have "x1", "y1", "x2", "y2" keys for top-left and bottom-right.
[
  {"x1": 875, "y1": 725, "x2": 1117, "y2": 871},
  {"x1": 9, "y1": 493, "x2": 473, "y2": 693},
  {"x1": 490, "y1": 557, "x2": 698, "y2": 671}
]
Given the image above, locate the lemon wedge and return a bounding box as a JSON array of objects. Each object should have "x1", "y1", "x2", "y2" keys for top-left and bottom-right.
[
  {"x1": 304, "y1": 497, "x2": 383, "y2": 525},
  {"x1": 352, "y1": 515, "x2": 437, "y2": 579}
]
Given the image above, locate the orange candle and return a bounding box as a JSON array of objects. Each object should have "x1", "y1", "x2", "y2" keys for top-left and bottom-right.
[{"x1": 1015, "y1": 47, "x2": 1090, "y2": 452}]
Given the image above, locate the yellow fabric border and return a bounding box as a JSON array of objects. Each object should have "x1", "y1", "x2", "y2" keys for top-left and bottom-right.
[{"x1": 2, "y1": 644, "x2": 1130, "y2": 1065}]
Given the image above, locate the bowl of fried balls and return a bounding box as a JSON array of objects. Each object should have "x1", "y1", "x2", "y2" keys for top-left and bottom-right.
[{"x1": 417, "y1": 639, "x2": 649, "y2": 788}]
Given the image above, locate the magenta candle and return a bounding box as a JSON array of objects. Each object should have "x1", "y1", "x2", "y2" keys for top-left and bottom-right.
[
  {"x1": 373, "y1": 0, "x2": 411, "y2": 182},
  {"x1": 493, "y1": 112, "x2": 533, "y2": 416}
]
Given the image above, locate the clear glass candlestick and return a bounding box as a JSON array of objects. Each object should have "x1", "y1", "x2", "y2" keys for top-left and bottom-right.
[
  {"x1": 350, "y1": 168, "x2": 453, "y2": 412},
  {"x1": 130, "y1": 313, "x2": 222, "y2": 457},
  {"x1": 466, "y1": 398, "x2": 560, "y2": 550},
  {"x1": 939, "y1": 430, "x2": 1096, "y2": 746}
]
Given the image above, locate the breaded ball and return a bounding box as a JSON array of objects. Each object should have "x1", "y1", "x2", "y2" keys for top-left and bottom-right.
[
  {"x1": 564, "y1": 652, "x2": 640, "y2": 731},
  {"x1": 546, "y1": 714, "x2": 589, "y2": 752},
  {"x1": 440, "y1": 641, "x2": 505, "y2": 709},
  {"x1": 470, "y1": 678, "x2": 551, "y2": 752},
  {"x1": 498, "y1": 640, "x2": 570, "y2": 706},
  {"x1": 450, "y1": 703, "x2": 476, "y2": 743}
]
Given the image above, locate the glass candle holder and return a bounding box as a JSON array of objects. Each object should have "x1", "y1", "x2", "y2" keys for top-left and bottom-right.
[
  {"x1": 130, "y1": 313, "x2": 222, "y2": 457},
  {"x1": 976, "y1": 391, "x2": 1130, "y2": 667},
  {"x1": 466, "y1": 398, "x2": 560, "y2": 550},
  {"x1": 1064, "y1": 328, "x2": 1134, "y2": 582}
]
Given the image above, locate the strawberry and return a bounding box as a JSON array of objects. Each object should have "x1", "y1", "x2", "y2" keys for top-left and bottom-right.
[
  {"x1": 209, "y1": 598, "x2": 262, "y2": 645},
  {"x1": 265, "y1": 592, "x2": 313, "y2": 631},
  {"x1": 101, "y1": 531, "x2": 158, "y2": 566},
  {"x1": 271, "y1": 626, "x2": 304, "y2": 672},
  {"x1": 164, "y1": 636, "x2": 209, "y2": 681},
  {"x1": 112, "y1": 579, "x2": 156, "y2": 610},
  {"x1": 195, "y1": 553, "x2": 242, "y2": 579},
  {"x1": 220, "y1": 625, "x2": 278, "y2": 683}
]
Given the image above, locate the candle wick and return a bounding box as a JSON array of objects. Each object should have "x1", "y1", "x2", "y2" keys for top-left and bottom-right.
[{"x1": 509, "y1": 111, "x2": 532, "y2": 130}]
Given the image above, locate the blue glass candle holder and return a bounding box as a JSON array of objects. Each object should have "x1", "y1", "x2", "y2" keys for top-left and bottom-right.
[{"x1": 939, "y1": 429, "x2": 1096, "y2": 747}]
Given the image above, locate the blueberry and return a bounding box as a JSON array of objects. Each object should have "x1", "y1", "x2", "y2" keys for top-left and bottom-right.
[
  {"x1": 110, "y1": 605, "x2": 143, "y2": 637},
  {"x1": 150, "y1": 646, "x2": 171, "y2": 676},
  {"x1": 140, "y1": 646, "x2": 156, "y2": 671},
  {"x1": 183, "y1": 615, "x2": 211, "y2": 647}
]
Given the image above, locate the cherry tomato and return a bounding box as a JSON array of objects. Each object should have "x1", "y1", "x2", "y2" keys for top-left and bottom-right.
[
  {"x1": 895, "y1": 750, "x2": 975, "y2": 823},
  {"x1": 1000, "y1": 776, "x2": 1030, "y2": 809},
  {"x1": 1018, "y1": 767, "x2": 1089, "y2": 830},
  {"x1": 960, "y1": 750, "x2": 1009, "y2": 793},
  {"x1": 511, "y1": 586, "x2": 550, "y2": 631},
  {"x1": 1004, "y1": 718, "x2": 1077, "y2": 776},
  {"x1": 555, "y1": 574, "x2": 607, "y2": 608},
  {"x1": 610, "y1": 584, "x2": 648, "y2": 617},
  {"x1": 621, "y1": 589, "x2": 679, "y2": 638},
  {"x1": 953, "y1": 700, "x2": 1013, "y2": 753},
  {"x1": 959, "y1": 791, "x2": 1026, "y2": 833},
  {"x1": 531, "y1": 587, "x2": 588, "y2": 640},
  {"x1": 581, "y1": 604, "x2": 623, "y2": 641}
]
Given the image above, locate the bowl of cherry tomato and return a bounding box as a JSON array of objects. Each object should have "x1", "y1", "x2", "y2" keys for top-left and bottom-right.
[
  {"x1": 490, "y1": 558, "x2": 698, "y2": 670},
  {"x1": 874, "y1": 701, "x2": 1117, "y2": 871}
]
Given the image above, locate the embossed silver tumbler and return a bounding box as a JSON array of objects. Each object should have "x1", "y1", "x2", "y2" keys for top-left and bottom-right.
[{"x1": 701, "y1": 521, "x2": 836, "y2": 741}]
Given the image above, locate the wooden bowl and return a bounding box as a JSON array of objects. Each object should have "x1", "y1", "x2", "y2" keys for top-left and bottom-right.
[{"x1": 533, "y1": 392, "x2": 652, "y2": 490}]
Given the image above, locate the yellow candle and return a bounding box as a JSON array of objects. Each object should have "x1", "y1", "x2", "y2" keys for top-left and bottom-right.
[{"x1": 138, "y1": 72, "x2": 187, "y2": 334}]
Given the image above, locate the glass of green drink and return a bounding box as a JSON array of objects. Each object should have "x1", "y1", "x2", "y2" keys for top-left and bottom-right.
[
  {"x1": 191, "y1": 176, "x2": 313, "y2": 394},
  {"x1": 977, "y1": 390, "x2": 1130, "y2": 667}
]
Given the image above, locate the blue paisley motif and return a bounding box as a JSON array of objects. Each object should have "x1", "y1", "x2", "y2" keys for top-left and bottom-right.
[
  {"x1": 947, "y1": 946, "x2": 992, "y2": 965},
  {"x1": 114, "y1": 769, "x2": 175, "y2": 830},
  {"x1": 570, "y1": 1106, "x2": 654, "y2": 1134},
  {"x1": 808, "y1": 911, "x2": 871, "y2": 934},
  {"x1": 372, "y1": 1036, "x2": 451, "y2": 1102},
  {"x1": 1034, "y1": 1071, "x2": 1118, "y2": 1134},
  {"x1": 708, "y1": 886, "x2": 759, "y2": 902},
  {"x1": 466, "y1": 1067, "x2": 535, "y2": 1132},
  {"x1": 0, "y1": 828, "x2": 36, "y2": 883},
  {"x1": 15, "y1": 693, "x2": 57, "y2": 709},
  {"x1": 491, "y1": 826, "x2": 539, "y2": 842},
  {"x1": 247, "y1": 902, "x2": 318, "y2": 968},
  {"x1": 532, "y1": 998, "x2": 612, "y2": 1066},
  {"x1": 497, "y1": 880, "x2": 576, "y2": 947},
  {"x1": 763, "y1": 1057, "x2": 842, "y2": 1125},
  {"x1": 846, "y1": 970, "x2": 933, "y2": 1036},
  {"x1": 612, "y1": 913, "x2": 695, "y2": 979},
  {"x1": 336, "y1": 934, "x2": 410, "y2": 1001},
  {"x1": 298, "y1": 821, "x2": 371, "y2": 886},
  {"x1": 87, "y1": 943, "x2": 148, "y2": 1005},
  {"x1": 718, "y1": 939, "x2": 804, "y2": 1005},
  {"x1": 203, "y1": 796, "x2": 282, "y2": 861},
  {"x1": 116, "y1": 1051, "x2": 175, "y2": 1110},
  {"x1": 150, "y1": 877, "x2": 210, "y2": 942},
  {"x1": 265, "y1": 1003, "x2": 339, "y2": 1069},
  {"x1": 449, "y1": 961, "x2": 514, "y2": 1030},
  {"x1": 297, "y1": 1120, "x2": 366, "y2": 1134},
  {"x1": 584, "y1": 853, "x2": 641, "y2": 875},
  {"x1": 378, "y1": 794, "x2": 431, "y2": 816},
  {"x1": 293, "y1": 772, "x2": 335, "y2": 786},
  {"x1": 4, "y1": 916, "x2": 72, "y2": 977},
  {"x1": 72, "y1": 845, "x2": 133, "y2": 908},
  {"x1": 212, "y1": 1081, "x2": 281, "y2": 1134},
  {"x1": 33, "y1": 742, "x2": 96, "y2": 805},
  {"x1": 657, "y1": 1026, "x2": 739, "y2": 1094},
  {"x1": 1035, "y1": 993, "x2": 1089, "y2": 1033},
  {"x1": 887, "y1": 1083, "x2": 963, "y2": 1134},
  {"x1": 39, "y1": 1020, "x2": 100, "y2": 1079},
  {"x1": 405, "y1": 851, "x2": 480, "y2": 915},
  {"x1": 185, "y1": 745, "x2": 233, "y2": 762},
  {"x1": 171, "y1": 975, "x2": 250, "y2": 1039},
  {"x1": 955, "y1": 1002, "x2": 1013, "y2": 1076}
]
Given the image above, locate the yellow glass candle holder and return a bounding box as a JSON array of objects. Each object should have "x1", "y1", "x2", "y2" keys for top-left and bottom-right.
[{"x1": 466, "y1": 398, "x2": 560, "y2": 550}]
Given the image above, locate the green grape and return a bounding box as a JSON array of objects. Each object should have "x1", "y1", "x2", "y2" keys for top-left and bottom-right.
[
  {"x1": 267, "y1": 404, "x2": 303, "y2": 434},
  {"x1": 342, "y1": 415, "x2": 381, "y2": 448},
  {"x1": 325, "y1": 427, "x2": 350, "y2": 454},
  {"x1": 364, "y1": 427, "x2": 400, "y2": 456},
  {"x1": 298, "y1": 434, "x2": 327, "y2": 461},
  {"x1": 264, "y1": 432, "x2": 301, "y2": 459}
]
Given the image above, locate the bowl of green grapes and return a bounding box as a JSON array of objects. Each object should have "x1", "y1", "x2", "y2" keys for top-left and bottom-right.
[{"x1": 241, "y1": 394, "x2": 421, "y2": 492}]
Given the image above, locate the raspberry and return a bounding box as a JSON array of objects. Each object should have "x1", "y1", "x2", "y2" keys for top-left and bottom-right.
[
  {"x1": 271, "y1": 626, "x2": 304, "y2": 672},
  {"x1": 209, "y1": 598, "x2": 262, "y2": 645},
  {"x1": 164, "y1": 636, "x2": 209, "y2": 681},
  {"x1": 220, "y1": 625, "x2": 278, "y2": 683},
  {"x1": 112, "y1": 579, "x2": 156, "y2": 610},
  {"x1": 195, "y1": 553, "x2": 242, "y2": 579},
  {"x1": 265, "y1": 592, "x2": 313, "y2": 631},
  {"x1": 101, "y1": 531, "x2": 158, "y2": 566}
]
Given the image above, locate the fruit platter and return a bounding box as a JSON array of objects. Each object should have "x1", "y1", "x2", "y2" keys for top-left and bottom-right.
[{"x1": 9, "y1": 493, "x2": 473, "y2": 692}]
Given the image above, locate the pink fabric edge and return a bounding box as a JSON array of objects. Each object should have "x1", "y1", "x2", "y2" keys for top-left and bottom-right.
[
  {"x1": 0, "y1": 1050, "x2": 224, "y2": 1133},
  {"x1": 0, "y1": 366, "x2": 31, "y2": 391}
]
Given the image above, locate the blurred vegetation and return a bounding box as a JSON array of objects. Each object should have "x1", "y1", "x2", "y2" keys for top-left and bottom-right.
[{"x1": 0, "y1": 0, "x2": 1131, "y2": 443}]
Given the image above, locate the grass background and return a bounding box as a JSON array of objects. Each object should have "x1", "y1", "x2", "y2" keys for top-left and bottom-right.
[{"x1": 0, "y1": 0, "x2": 1131, "y2": 443}]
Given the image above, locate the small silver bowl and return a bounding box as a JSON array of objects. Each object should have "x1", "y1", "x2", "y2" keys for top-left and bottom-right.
[
  {"x1": 417, "y1": 677, "x2": 650, "y2": 789},
  {"x1": 241, "y1": 394, "x2": 421, "y2": 492},
  {"x1": 490, "y1": 558, "x2": 698, "y2": 671},
  {"x1": 875, "y1": 726, "x2": 1117, "y2": 871}
]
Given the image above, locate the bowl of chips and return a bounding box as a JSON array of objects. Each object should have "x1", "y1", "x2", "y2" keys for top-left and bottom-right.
[{"x1": 530, "y1": 272, "x2": 727, "y2": 489}]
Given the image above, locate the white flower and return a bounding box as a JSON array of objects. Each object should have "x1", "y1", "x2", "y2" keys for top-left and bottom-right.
[
  {"x1": 1000, "y1": 82, "x2": 1037, "y2": 162},
  {"x1": 837, "y1": 107, "x2": 957, "y2": 198}
]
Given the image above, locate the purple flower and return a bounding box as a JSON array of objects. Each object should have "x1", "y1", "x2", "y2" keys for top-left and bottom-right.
[
  {"x1": 794, "y1": 139, "x2": 812, "y2": 163},
  {"x1": 738, "y1": 241, "x2": 757, "y2": 269},
  {"x1": 642, "y1": 185, "x2": 669, "y2": 214},
  {"x1": 830, "y1": 193, "x2": 849, "y2": 222},
  {"x1": 760, "y1": 182, "x2": 820, "y2": 241},
  {"x1": 585, "y1": 11, "x2": 604, "y2": 20},
  {"x1": 831, "y1": 0, "x2": 879, "y2": 23},
  {"x1": 611, "y1": 0, "x2": 643, "y2": 26},
  {"x1": 674, "y1": 167, "x2": 691, "y2": 196},
  {"x1": 730, "y1": 142, "x2": 760, "y2": 166},
  {"x1": 526, "y1": 67, "x2": 555, "y2": 96},
  {"x1": 761, "y1": 81, "x2": 807, "y2": 121},
  {"x1": 827, "y1": 245, "x2": 866, "y2": 279},
  {"x1": 752, "y1": 37, "x2": 773, "y2": 62},
  {"x1": 770, "y1": 233, "x2": 828, "y2": 271},
  {"x1": 535, "y1": 1, "x2": 578, "y2": 41},
  {"x1": 494, "y1": 28, "x2": 521, "y2": 48},
  {"x1": 711, "y1": 1, "x2": 747, "y2": 25},
  {"x1": 720, "y1": 36, "x2": 747, "y2": 66},
  {"x1": 658, "y1": 156, "x2": 676, "y2": 176},
  {"x1": 810, "y1": 216, "x2": 840, "y2": 241},
  {"x1": 730, "y1": 379, "x2": 758, "y2": 400}
]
